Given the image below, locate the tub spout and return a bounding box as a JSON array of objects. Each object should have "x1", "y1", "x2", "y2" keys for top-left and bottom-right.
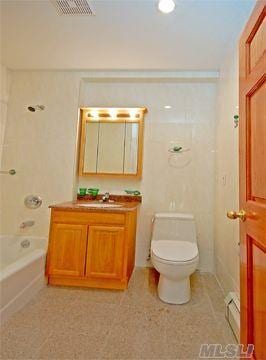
[{"x1": 20, "y1": 220, "x2": 35, "y2": 229}]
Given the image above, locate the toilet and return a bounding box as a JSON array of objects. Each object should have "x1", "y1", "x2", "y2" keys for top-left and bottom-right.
[{"x1": 150, "y1": 213, "x2": 199, "y2": 304}]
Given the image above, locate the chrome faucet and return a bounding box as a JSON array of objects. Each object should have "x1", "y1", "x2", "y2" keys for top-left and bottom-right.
[
  {"x1": 20, "y1": 220, "x2": 35, "y2": 229},
  {"x1": 102, "y1": 192, "x2": 110, "y2": 202}
]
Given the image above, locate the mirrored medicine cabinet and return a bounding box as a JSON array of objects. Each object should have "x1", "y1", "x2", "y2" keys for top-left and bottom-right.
[{"x1": 78, "y1": 107, "x2": 146, "y2": 178}]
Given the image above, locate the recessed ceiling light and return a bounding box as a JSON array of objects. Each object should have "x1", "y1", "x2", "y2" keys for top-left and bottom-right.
[
  {"x1": 164, "y1": 105, "x2": 172, "y2": 109},
  {"x1": 158, "y1": 0, "x2": 175, "y2": 14}
]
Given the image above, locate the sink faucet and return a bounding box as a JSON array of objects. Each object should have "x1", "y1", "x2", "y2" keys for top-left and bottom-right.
[{"x1": 102, "y1": 192, "x2": 110, "y2": 202}]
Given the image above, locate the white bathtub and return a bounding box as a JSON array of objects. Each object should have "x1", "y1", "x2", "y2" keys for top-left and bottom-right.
[{"x1": 0, "y1": 235, "x2": 47, "y2": 324}]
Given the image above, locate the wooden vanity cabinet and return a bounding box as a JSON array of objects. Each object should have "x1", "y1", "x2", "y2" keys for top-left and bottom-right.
[
  {"x1": 46, "y1": 208, "x2": 137, "y2": 290},
  {"x1": 86, "y1": 225, "x2": 125, "y2": 280},
  {"x1": 48, "y1": 223, "x2": 87, "y2": 277}
]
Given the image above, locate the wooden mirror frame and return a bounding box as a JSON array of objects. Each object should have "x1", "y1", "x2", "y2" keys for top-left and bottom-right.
[{"x1": 78, "y1": 107, "x2": 146, "y2": 178}]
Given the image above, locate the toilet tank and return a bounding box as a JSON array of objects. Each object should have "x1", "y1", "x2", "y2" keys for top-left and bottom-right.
[{"x1": 152, "y1": 213, "x2": 197, "y2": 243}]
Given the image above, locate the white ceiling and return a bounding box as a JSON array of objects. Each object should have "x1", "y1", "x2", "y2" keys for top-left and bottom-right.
[{"x1": 1, "y1": 0, "x2": 255, "y2": 70}]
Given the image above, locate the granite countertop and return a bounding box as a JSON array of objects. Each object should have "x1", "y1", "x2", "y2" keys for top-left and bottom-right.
[
  {"x1": 77, "y1": 194, "x2": 142, "y2": 203},
  {"x1": 49, "y1": 200, "x2": 140, "y2": 212}
]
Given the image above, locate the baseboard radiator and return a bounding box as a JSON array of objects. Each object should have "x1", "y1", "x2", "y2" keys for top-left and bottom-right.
[{"x1": 224, "y1": 292, "x2": 240, "y2": 342}]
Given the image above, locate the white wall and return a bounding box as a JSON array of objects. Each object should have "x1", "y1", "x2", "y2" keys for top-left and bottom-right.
[
  {"x1": 0, "y1": 72, "x2": 217, "y2": 271},
  {"x1": 79, "y1": 80, "x2": 217, "y2": 270},
  {"x1": 214, "y1": 48, "x2": 240, "y2": 295},
  {"x1": 0, "y1": 64, "x2": 10, "y2": 235},
  {"x1": 0, "y1": 64, "x2": 10, "y2": 166}
]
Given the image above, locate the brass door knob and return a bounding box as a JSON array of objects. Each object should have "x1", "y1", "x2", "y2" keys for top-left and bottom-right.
[{"x1": 227, "y1": 209, "x2": 246, "y2": 222}]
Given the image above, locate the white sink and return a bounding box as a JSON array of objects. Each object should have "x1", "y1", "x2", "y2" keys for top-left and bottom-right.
[{"x1": 77, "y1": 203, "x2": 123, "y2": 208}]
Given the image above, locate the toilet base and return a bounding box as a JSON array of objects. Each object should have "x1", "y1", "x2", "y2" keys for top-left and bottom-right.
[{"x1": 158, "y1": 275, "x2": 191, "y2": 304}]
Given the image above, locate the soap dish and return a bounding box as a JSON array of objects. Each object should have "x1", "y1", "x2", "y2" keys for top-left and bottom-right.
[{"x1": 168, "y1": 147, "x2": 190, "y2": 154}]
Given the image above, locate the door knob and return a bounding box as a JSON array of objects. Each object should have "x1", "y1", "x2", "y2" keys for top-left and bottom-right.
[{"x1": 227, "y1": 209, "x2": 246, "y2": 222}]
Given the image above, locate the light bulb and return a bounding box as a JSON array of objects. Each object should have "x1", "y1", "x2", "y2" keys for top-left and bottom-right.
[
  {"x1": 109, "y1": 109, "x2": 117, "y2": 119},
  {"x1": 129, "y1": 109, "x2": 138, "y2": 118},
  {"x1": 91, "y1": 110, "x2": 98, "y2": 118},
  {"x1": 158, "y1": 0, "x2": 175, "y2": 14}
]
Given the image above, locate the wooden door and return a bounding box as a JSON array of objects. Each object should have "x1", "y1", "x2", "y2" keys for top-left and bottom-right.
[
  {"x1": 47, "y1": 223, "x2": 88, "y2": 277},
  {"x1": 85, "y1": 225, "x2": 125, "y2": 280},
  {"x1": 239, "y1": 2, "x2": 266, "y2": 358}
]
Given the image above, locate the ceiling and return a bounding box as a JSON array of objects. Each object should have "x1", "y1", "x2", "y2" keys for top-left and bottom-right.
[{"x1": 1, "y1": 0, "x2": 255, "y2": 70}]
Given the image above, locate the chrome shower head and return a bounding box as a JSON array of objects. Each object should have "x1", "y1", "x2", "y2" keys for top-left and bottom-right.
[
  {"x1": 27, "y1": 105, "x2": 45, "y2": 112},
  {"x1": 28, "y1": 106, "x2": 36, "y2": 112}
]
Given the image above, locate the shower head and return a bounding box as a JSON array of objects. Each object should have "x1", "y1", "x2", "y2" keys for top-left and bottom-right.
[
  {"x1": 28, "y1": 106, "x2": 36, "y2": 112},
  {"x1": 27, "y1": 105, "x2": 45, "y2": 112}
]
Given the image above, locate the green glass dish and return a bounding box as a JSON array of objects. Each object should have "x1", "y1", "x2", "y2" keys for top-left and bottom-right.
[
  {"x1": 79, "y1": 188, "x2": 87, "y2": 196},
  {"x1": 87, "y1": 188, "x2": 99, "y2": 197}
]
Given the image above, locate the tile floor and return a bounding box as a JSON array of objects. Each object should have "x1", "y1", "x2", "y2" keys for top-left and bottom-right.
[{"x1": 0, "y1": 269, "x2": 236, "y2": 360}]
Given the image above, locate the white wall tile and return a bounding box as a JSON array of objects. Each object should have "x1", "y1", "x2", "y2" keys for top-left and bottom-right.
[
  {"x1": 214, "y1": 48, "x2": 240, "y2": 295},
  {"x1": 79, "y1": 81, "x2": 217, "y2": 270},
  {"x1": 1, "y1": 73, "x2": 217, "y2": 272}
]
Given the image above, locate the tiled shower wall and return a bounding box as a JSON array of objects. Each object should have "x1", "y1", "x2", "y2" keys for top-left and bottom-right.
[
  {"x1": 0, "y1": 72, "x2": 216, "y2": 270},
  {"x1": 0, "y1": 71, "x2": 80, "y2": 239}
]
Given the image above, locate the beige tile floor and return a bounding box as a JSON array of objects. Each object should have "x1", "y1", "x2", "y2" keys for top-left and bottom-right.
[{"x1": 0, "y1": 269, "x2": 236, "y2": 360}]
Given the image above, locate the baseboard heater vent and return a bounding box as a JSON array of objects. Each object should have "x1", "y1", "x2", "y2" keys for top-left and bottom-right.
[{"x1": 225, "y1": 292, "x2": 240, "y2": 342}]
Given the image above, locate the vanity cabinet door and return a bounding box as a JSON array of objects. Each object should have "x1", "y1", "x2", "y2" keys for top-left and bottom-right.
[
  {"x1": 85, "y1": 226, "x2": 125, "y2": 280},
  {"x1": 47, "y1": 223, "x2": 88, "y2": 277}
]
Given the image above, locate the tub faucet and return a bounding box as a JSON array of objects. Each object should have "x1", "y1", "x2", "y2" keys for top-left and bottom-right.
[
  {"x1": 20, "y1": 220, "x2": 35, "y2": 229},
  {"x1": 102, "y1": 192, "x2": 110, "y2": 202}
]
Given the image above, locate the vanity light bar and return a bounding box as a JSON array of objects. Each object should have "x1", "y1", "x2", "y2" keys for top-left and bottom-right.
[
  {"x1": 86, "y1": 113, "x2": 141, "y2": 119},
  {"x1": 83, "y1": 108, "x2": 147, "y2": 120}
]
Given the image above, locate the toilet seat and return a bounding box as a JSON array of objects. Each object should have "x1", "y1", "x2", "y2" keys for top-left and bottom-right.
[{"x1": 151, "y1": 240, "x2": 198, "y2": 263}]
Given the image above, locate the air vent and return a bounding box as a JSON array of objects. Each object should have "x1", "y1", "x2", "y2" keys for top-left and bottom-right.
[{"x1": 51, "y1": 0, "x2": 94, "y2": 16}]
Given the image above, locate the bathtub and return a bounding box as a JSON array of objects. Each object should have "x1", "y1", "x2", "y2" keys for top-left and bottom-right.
[{"x1": 0, "y1": 235, "x2": 47, "y2": 324}]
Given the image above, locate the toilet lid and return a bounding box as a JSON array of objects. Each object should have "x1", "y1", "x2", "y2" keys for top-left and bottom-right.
[{"x1": 152, "y1": 240, "x2": 198, "y2": 262}]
